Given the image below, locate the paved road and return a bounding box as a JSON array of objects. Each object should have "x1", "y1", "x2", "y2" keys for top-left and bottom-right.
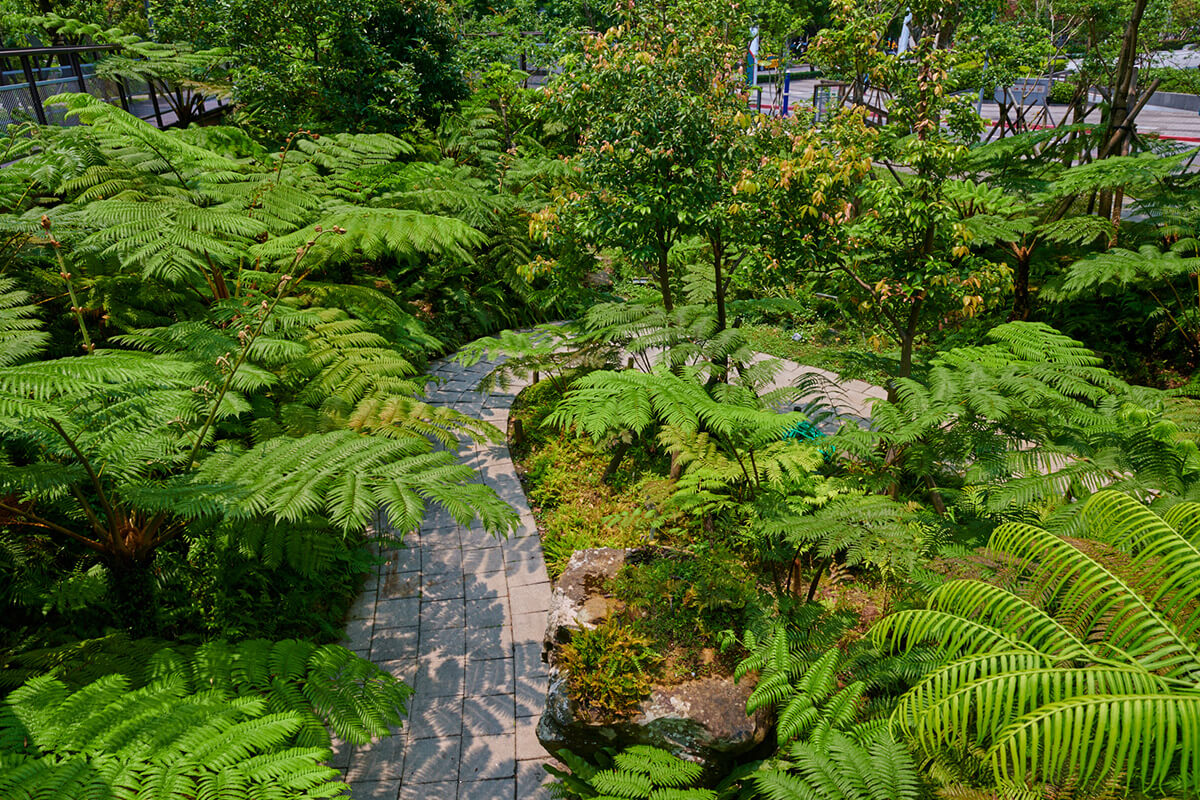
[{"x1": 336, "y1": 348, "x2": 883, "y2": 799}]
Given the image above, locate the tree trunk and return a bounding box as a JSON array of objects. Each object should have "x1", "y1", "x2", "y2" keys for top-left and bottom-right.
[
  {"x1": 887, "y1": 297, "x2": 923, "y2": 403},
  {"x1": 898, "y1": 321, "x2": 917, "y2": 379},
  {"x1": 669, "y1": 452, "x2": 683, "y2": 480},
  {"x1": 107, "y1": 553, "x2": 159, "y2": 636},
  {"x1": 1010, "y1": 250, "x2": 1032, "y2": 321},
  {"x1": 604, "y1": 439, "x2": 630, "y2": 482},
  {"x1": 655, "y1": 227, "x2": 674, "y2": 312},
  {"x1": 712, "y1": 232, "x2": 727, "y2": 334},
  {"x1": 1099, "y1": 0, "x2": 1148, "y2": 164},
  {"x1": 805, "y1": 557, "x2": 831, "y2": 602}
]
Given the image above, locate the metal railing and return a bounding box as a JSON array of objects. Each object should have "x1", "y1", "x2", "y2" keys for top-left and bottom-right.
[{"x1": 0, "y1": 43, "x2": 226, "y2": 130}]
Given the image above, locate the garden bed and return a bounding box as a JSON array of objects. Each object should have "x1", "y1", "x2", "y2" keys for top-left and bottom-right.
[{"x1": 508, "y1": 375, "x2": 753, "y2": 688}]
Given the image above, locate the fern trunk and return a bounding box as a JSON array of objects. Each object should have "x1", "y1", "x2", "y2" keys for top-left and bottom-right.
[
  {"x1": 107, "y1": 552, "x2": 160, "y2": 636},
  {"x1": 1010, "y1": 252, "x2": 1032, "y2": 321},
  {"x1": 604, "y1": 438, "x2": 631, "y2": 482}
]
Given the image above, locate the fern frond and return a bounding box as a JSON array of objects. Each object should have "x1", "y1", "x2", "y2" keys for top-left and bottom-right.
[{"x1": 0, "y1": 278, "x2": 49, "y2": 366}]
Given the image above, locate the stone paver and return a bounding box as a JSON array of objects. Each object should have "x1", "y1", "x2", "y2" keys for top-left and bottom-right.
[
  {"x1": 342, "y1": 355, "x2": 554, "y2": 800},
  {"x1": 341, "y1": 346, "x2": 881, "y2": 799}
]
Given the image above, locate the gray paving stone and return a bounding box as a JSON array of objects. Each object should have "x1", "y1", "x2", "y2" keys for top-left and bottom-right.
[
  {"x1": 510, "y1": 514, "x2": 539, "y2": 538},
  {"x1": 347, "y1": 589, "x2": 378, "y2": 621},
  {"x1": 398, "y1": 781, "x2": 456, "y2": 800},
  {"x1": 375, "y1": 597, "x2": 420, "y2": 629},
  {"x1": 478, "y1": 408, "x2": 509, "y2": 427},
  {"x1": 378, "y1": 565, "x2": 421, "y2": 597},
  {"x1": 424, "y1": 626, "x2": 467, "y2": 657},
  {"x1": 382, "y1": 547, "x2": 422, "y2": 577},
  {"x1": 414, "y1": 655, "x2": 466, "y2": 698},
  {"x1": 459, "y1": 778, "x2": 515, "y2": 800},
  {"x1": 460, "y1": 525, "x2": 500, "y2": 549},
  {"x1": 351, "y1": 780, "x2": 401, "y2": 800},
  {"x1": 420, "y1": 505, "x2": 458, "y2": 529},
  {"x1": 343, "y1": 616, "x2": 374, "y2": 649},
  {"x1": 422, "y1": 571, "x2": 465, "y2": 601},
  {"x1": 370, "y1": 627, "x2": 418, "y2": 661},
  {"x1": 424, "y1": 548, "x2": 465, "y2": 575},
  {"x1": 463, "y1": 694, "x2": 516, "y2": 735},
  {"x1": 512, "y1": 641, "x2": 547, "y2": 677},
  {"x1": 377, "y1": 658, "x2": 418, "y2": 684},
  {"x1": 465, "y1": 597, "x2": 509, "y2": 630},
  {"x1": 511, "y1": 611, "x2": 547, "y2": 646},
  {"x1": 515, "y1": 673, "x2": 548, "y2": 711},
  {"x1": 421, "y1": 526, "x2": 461, "y2": 550},
  {"x1": 516, "y1": 759, "x2": 555, "y2": 800},
  {"x1": 466, "y1": 621, "x2": 512, "y2": 659},
  {"x1": 328, "y1": 736, "x2": 353, "y2": 771},
  {"x1": 408, "y1": 695, "x2": 462, "y2": 740},
  {"x1": 462, "y1": 547, "x2": 505, "y2": 573},
  {"x1": 465, "y1": 570, "x2": 507, "y2": 600},
  {"x1": 505, "y1": 555, "x2": 548, "y2": 587},
  {"x1": 515, "y1": 715, "x2": 547, "y2": 761},
  {"x1": 501, "y1": 536, "x2": 541, "y2": 558},
  {"x1": 346, "y1": 733, "x2": 405, "y2": 781},
  {"x1": 420, "y1": 599, "x2": 466, "y2": 633},
  {"x1": 487, "y1": 479, "x2": 526, "y2": 506},
  {"x1": 508, "y1": 584, "x2": 550, "y2": 616},
  {"x1": 482, "y1": 393, "x2": 517, "y2": 409},
  {"x1": 403, "y1": 737, "x2": 462, "y2": 784},
  {"x1": 466, "y1": 657, "x2": 514, "y2": 697},
  {"x1": 460, "y1": 733, "x2": 516, "y2": 781}
]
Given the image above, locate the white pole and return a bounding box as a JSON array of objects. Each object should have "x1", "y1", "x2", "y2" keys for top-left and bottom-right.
[
  {"x1": 749, "y1": 26, "x2": 760, "y2": 85},
  {"x1": 898, "y1": 11, "x2": 913, "y2": 53}
]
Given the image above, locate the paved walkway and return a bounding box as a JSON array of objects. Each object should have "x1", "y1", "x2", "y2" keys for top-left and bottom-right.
[
  {"x1": 337, "y1": 355, "x2": 554, "y2": 800},
  {"x1": 335, "y1": 348, "x2": 883, "y2": 800}
]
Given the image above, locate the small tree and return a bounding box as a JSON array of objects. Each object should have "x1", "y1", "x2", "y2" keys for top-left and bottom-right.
[{"x1": 543, "y1": 2, "x2": 752, "y2": 314}]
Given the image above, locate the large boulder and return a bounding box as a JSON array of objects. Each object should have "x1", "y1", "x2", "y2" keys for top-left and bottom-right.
[{"x1": 538, "y1": 548, "x2": 769, "y2": 771}]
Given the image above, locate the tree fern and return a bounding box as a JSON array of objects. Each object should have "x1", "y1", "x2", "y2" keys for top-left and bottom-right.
[
  {"x1": 546, "y1": 745, "x2": 713, "y2": 800},
  {"x1": 736, "y1": 636, "x2": 866, "y2": 748},
  {"x1": 0, "y1": 278, "x2": 49, "y2": 366},
  {"x1": 0, "y1": 673, "x2": 348, "y2": 800},
  {"x1": 842, "y1": 321, "x2": 1200, "y2": 513},
  {"x1": 196, "y1": 430, "x2": 517, "y2": 534},
  {"x1": 250, "y1": 205, "x2": 487, "y2": 268},
  {"x1": 873, "y1": 489, "x2": 1200, "y2": 795},
  {"x1": 1, "y1": 634, "x2": 411, "y2": 748},
  {"x1": 738, "y1": 729, "x2": 924, "y2": 800}
]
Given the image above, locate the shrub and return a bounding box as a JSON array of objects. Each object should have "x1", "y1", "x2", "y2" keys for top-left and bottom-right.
[
  {"x1": 611, "y1": 549, "x2": 755, "y2": 679},
  {"x1": 558, "y1": 620, "x2": 661, "y2": 719}
]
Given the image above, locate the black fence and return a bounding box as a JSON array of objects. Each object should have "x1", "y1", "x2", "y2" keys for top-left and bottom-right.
[{"x1": 0, "y1": 43, "x2": 226, "y2": 130}]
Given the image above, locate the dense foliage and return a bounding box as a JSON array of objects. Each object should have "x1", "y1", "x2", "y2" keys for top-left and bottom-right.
[
  {"x1": 3, "y1": 0, "x2": 1200, "y2": 797},
  {"x1": 0, "y1": 34, "x2": 582, "y2": 793}
]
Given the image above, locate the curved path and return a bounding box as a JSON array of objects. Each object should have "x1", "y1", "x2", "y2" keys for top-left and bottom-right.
[
  {"x1": 337, "y1": 349, "x2": 884, "y2": 800},
  {"x1": 338, "y1": 354, "x2": 554, "y2": 800}
]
